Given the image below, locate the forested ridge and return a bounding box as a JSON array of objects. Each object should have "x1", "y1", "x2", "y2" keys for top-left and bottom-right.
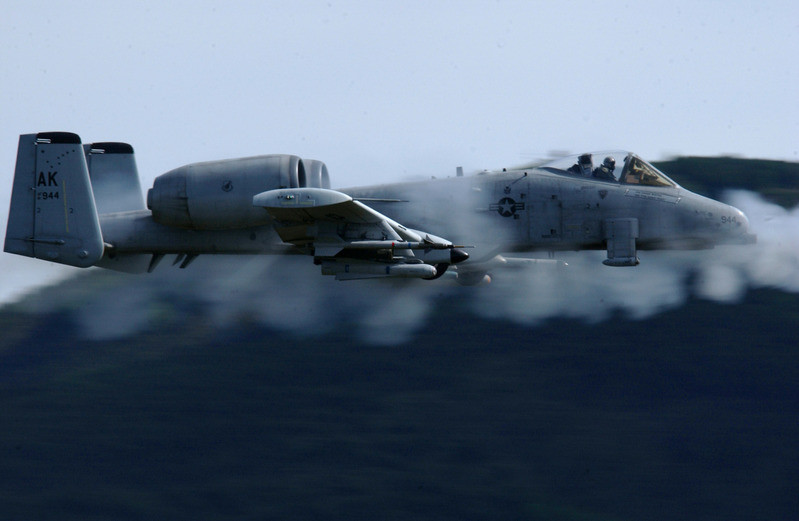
[{"x1": 655, "y1": 156, "x2": 799, "y2": 207}]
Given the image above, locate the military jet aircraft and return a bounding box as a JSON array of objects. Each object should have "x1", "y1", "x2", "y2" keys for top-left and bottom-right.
[{"x1": 4, "y1": 132, "x2": 755, "y2": 284}]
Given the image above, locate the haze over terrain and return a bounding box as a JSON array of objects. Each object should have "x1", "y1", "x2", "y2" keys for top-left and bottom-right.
[{"x1": 11, "y1": 185, "x2": 799, "y2": 345}]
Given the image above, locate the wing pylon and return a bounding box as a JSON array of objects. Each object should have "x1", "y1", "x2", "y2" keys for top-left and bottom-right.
[{"x1": 253, "y1": 187, "x2": 469, "y2": 280}]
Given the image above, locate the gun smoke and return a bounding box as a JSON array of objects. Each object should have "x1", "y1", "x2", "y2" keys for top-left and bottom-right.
[{"x1": 5, "y1": 190, "x2": 798, "y2": 345}]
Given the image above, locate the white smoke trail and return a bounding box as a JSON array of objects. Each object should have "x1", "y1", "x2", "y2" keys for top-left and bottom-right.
[
  {"x1": 472, "y1": 191, "x2": 799, "y2": 327},
  {"x1": 6, "y1": 190, "x2": 798, "y2": 345},
  {"x1": 52, "y1": 254, "x2": 443, "y2": 345},
  {"x1": 464, "y1": 250, "x2": 689, "y2": 329},
  {"x1": 716, "y1": 190, "x2": 799, "y2": 293}
]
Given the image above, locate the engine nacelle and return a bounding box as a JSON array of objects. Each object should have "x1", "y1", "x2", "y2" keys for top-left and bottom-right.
[
  {"x1": 301, "y1": 159, "x2": 331, "y2": 189},
  {"x1": 147, "y1": 155, "x2": 328, "y2": 229}
]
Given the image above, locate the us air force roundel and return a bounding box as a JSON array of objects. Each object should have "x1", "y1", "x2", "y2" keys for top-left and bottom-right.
[{"x1": 490, "y1": 197, "x2": 525, "y2": 217}]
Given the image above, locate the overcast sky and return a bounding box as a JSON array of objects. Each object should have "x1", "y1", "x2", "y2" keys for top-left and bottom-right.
[{"x1": 1, "y1": 0, "x2": 797, "y2": 299}]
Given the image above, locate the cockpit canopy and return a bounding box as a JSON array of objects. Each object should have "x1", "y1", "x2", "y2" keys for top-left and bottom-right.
[{"x1": 539, "y1": 151, "x2": 678, "y2": 188}]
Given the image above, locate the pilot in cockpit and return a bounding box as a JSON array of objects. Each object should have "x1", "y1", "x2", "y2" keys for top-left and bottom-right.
[
  {"x1": 593, "y1": 156, "x2": 617, "y2": 181},
  {"x1": 567, "y1": 153, "x2": 593, "y2": 176}
]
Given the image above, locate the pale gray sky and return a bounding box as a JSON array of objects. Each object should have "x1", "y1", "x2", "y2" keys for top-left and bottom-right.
[{"x1": 1, "y1": 0, "x2": 797, "y2": 299}]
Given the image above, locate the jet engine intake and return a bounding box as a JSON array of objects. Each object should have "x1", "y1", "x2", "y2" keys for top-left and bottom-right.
[{"x1": 300, "y1": 159, "x2": 331, "y2": 189}]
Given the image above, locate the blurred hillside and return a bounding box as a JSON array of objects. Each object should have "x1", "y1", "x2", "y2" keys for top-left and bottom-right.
[
  {"x1": 1, "y1": 155, "x2": 798, "y2": 521},
  {"x1": 1, "y1": 287, "x2": 798, "y2": 521},
  {"x1": 654, "y1": 156, "x2": 799, "y2": 207}
]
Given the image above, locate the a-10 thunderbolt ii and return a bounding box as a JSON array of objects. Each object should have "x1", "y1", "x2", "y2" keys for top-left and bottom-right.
[{"x1": 4, "y1": 132, "x2": 755, "y2": 285}]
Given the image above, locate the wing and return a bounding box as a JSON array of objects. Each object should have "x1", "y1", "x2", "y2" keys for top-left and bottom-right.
[{"x1": 253, "y1": 188, "x2": 469, "y2": 280}]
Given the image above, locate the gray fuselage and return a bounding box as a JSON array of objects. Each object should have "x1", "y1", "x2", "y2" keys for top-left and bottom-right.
[{"x1": 99, "y1": 161, "x2": 752, "y2": 267}]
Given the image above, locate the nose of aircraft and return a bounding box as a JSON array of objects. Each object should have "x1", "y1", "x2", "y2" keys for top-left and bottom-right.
[
  {"x1": 729, "y1": 204, "x2": 757, "y2": 244},
  {"x1": 682, "y1": 191, "x2": 757, "y2": 246}
]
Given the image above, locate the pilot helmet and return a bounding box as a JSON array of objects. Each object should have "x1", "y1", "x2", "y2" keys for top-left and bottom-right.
[{"x1": 603, "y1": 156, "x2": 616, "y2": 169}]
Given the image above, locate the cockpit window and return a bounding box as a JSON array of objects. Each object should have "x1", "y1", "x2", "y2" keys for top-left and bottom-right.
[
  {"x1": 538, "y1": 151, "x2": 677, "y2": 188},
  {"x1": 618, "y1": 155, "x2": 675, "y2": 187}
]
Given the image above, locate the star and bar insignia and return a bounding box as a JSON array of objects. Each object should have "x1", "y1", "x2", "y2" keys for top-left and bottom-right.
[{"x1": 490, "y1": 197, "x2": 525, "y2": 217}]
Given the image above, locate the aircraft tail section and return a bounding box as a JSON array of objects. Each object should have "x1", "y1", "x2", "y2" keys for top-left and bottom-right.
[
  {"x1": 4, "y1": 132, "x2": 104, "y2": 268},
  {"x1": 84, "y1": 141, "x2": 146, "y2": 213},
  {"x1": 84, "y1": 140, "x2": 152, "y2": 273}
]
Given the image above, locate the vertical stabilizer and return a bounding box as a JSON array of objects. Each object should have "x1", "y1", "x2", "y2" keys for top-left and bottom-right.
[
  {"x1": 83, "y1": 142, "x2": 151, "y2": 273},
  {"x1": 4, "y1": 132, "x2": 104, "y2": 268},
  {"x1": 84, "y1": 142, "x2": 145, "y2": 214}
]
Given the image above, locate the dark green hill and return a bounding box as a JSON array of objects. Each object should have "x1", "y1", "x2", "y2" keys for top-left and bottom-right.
[
  {"x1": 654, "y1": 156, "x2": 799, "y2": 207},
  {"x1": 1, "y1": 288, "x2": 798, "y2": 521}
]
